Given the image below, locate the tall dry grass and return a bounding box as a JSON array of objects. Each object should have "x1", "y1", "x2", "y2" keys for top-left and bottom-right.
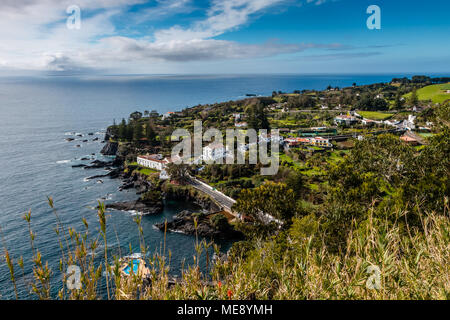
[{"x1": 1, "y1": 199, "x2": 449, "y2": 300}]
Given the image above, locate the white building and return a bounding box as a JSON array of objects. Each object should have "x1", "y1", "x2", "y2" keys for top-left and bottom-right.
[
  {"x1": 203, "y1": 142, "x2": 227, "y2": 161},
  {"x1": 310, "y1": 137, "x2": 333, "y2": 148},
  {"x1": 137, "y1": 154, "x2": 168, "y2": 171},
  {"x1": 334, "y1": 114, "x2": 358, "y2": 126}
]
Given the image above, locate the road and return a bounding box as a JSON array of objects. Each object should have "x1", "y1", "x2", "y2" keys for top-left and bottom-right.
[{"x1": 187, "y1": 177, "x2": 236, "y2": 214}]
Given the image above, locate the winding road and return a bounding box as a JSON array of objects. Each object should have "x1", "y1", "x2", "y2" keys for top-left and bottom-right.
[{"x1": 188, "y1": 177, "x2": 236, "y2": 213}]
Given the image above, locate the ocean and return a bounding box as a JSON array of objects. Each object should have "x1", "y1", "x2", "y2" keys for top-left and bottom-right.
[{"x1": 0, "y1": 74, "x2": 405, "y2": 299}]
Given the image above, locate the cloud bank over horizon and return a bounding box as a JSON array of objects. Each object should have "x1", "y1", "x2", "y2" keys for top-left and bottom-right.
[{"x1": 0, "y1": 0, "x2": 448, "y2": 74}]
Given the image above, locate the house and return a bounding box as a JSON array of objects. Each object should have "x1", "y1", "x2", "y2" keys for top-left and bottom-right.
[
  {"x1": 162, "y1": 111, "x2": 174, "y2": 120},
  {"x1": 400, "y1": 135, "x2": 420, "y2": 145},
  {"x1": 334, "y1": 114, "x2": 358, "y2": 126},
  {"x1": 384, "y1": 120, "x2": 402, "y2": 127},
  {"x1": 310, "y1": 137, "x2": 333, "y2": 148},
  {"x1": 284, "y1": 138, "x2": 300, "y2": 148},
  {"x1": 235, "y1": 122, "x2": 248, "y2": 128},
  {"x1": 361, "y1": 119, "x2": 377, "y2": 126},
  {"x1": 203, "y1": 142, "x2": 227, "y2": 161},
  {"x1": 232, "y1": 113, "x2": 241, "y2": 121},
  {"x1": 137, "y1": 154, "x2": 168, "y2": 171},
  {"x1": 284, "y1": 137, "x2": 314, "y2": 148},
  {"x1": 400, "y1": 131, "x2": 425, "y2": 145}
]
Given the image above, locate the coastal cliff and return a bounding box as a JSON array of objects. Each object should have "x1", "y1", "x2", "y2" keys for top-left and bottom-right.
[{"x1": 100, "y1": 141, "x2": 118, "y2": 155}]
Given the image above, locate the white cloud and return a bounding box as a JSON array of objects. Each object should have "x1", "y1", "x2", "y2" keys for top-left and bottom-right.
[
  {"x1": 154, "y1": 0, "x2": 286, "y2": 41},
  {"x1": 0, "y1": 0, "x2": 349, "y2": 73}
]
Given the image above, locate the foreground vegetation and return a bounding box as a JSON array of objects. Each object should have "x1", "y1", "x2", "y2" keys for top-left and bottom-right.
[{"x1": 2, "y1": 199, "x2": 448, "y2": 300}]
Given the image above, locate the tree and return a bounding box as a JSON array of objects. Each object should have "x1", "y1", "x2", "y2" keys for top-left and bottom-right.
[
  {"x1": 233, "y1": 182, "x2": 297, "y2": 223},
  {"x1": 141, "y1": 190, "x2": 162, "y2": 204},
  {"x1": 210, "y1": 214, "x2": 230, "y2": 231},
  {"x1": 133, "y1": 121, "x2": 143, "y2": 141},
  {"x1": 409, "y1": 87, "x2": 419, "y2": 106},
  {"x1": 166, "y1": 163, "x2": 190, "y2": 184},
  {"x1": 355, "y1": 93, "x2": 388, "y2": 111},
  {"x1": 246, "y1": 102, "x2": 270, "y2": 131},
  {"x1": 394, "y1": 92, "x2": 405, "y2": 110},
  {"x1": 129, "y1": 111, "x2": 143, "y2": 121},
  {"x1": 118, "y1": 118, "x2": 127, "y2": 140},
  {"x1": 285, "y1": 171, "x2": 305, "y2": 197},
  {"x1": 145, "y1": 119, "x2": 157, "y2": 144}
]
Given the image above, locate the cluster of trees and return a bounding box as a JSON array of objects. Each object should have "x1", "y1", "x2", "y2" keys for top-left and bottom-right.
[
  {"x1": 392, "y1": 75, "x2": 450, "y2": 84},
  {"x1": 245, "y1": 102, "x2": 270, "y2": 131},
  {"x1": 111, "y1": 112, "x2": 158, "y2": 143},
  {"x1": 354, "y1": 93, "x2": 388, "y2": 111},
  {"x1": 285, "y1": 94, "x2": 316, "y2": 110}
]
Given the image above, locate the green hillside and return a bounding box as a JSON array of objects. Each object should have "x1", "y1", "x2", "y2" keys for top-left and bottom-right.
[{"x1": 405, "y1": 83, "x2": 450, "y2": 103}]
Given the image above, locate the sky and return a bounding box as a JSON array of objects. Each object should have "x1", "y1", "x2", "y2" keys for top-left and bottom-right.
[{"x1": 0, "y1": 0, "x2": 449, "y2": 75}]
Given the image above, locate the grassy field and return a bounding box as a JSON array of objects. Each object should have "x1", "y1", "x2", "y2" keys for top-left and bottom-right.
[
  {"x1": 404, "y1": 83, "x2": 450, "y2": 103},
  {"x1": 358, "y1": 111, "x2": 394, "y2": 120},
  {"x1": 137, "y1": 167, "x2": 158, "y2": 176}
]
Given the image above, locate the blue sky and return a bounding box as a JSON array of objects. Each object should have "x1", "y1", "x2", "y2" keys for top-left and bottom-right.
[{"x1": 0, "y1": 0, "x2": 449, "y2": 74}]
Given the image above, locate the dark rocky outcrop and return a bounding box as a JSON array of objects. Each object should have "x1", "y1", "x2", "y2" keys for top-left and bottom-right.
[
  {"x1": 72, "y1": 164, "x2": 87, "y2": 168},
  {"x1": 65, "y1": 138, "x2": 75, "y2": 142},
  {"x1": 154, "y1": 210, "x2": 243, "y2": 240},
  {"x1": 105, "y1": 199, "x2": 163, "y2": 215},
  {"x1": 84, "y1": 160, "x2": 114, "y2": 169},
  {"x1": 101, "y1": 141, "x2": 118, "y2": 156},
  {"x1": 119, "y1": 171, "x2": 152, "y2": 192},
  {"x1": 104, "y1": 127, "x2": 117, "y2": 142}
]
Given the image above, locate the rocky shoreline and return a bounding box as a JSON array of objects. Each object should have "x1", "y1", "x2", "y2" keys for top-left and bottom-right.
[
  {"x1": 105, "y1": 199, "x2": 163, "y2": 215},
  {"x1": 71, "y1": 129, "x2": 243, "y2": 240},
  {"x1": 155, "y1": 210, "x2": 244, "y2": 240}
]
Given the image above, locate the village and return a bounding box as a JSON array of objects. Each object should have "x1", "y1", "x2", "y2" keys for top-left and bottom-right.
[{"x1": 136, "y1": 109, "x2": 429, "y2": 180}]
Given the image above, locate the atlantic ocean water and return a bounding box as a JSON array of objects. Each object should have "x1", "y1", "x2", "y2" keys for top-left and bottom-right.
[{"x1": 0, "y1": 74, "x2": 400, "y2": 299}]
